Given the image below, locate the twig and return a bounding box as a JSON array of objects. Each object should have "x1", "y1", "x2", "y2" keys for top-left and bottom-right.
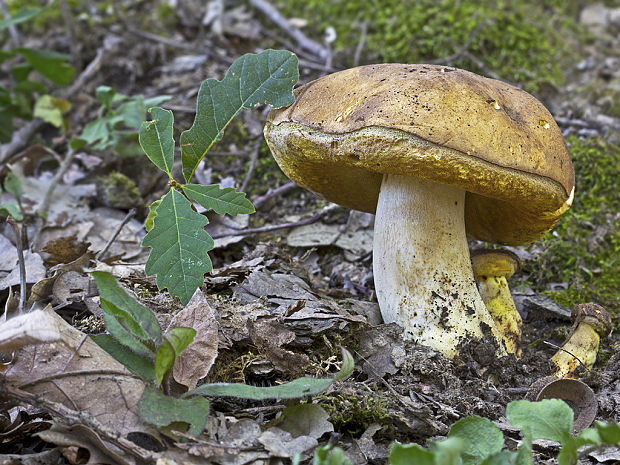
[
  {"x1": 96, "y1": 209, "x2": 137, "y2": 261},
  {"x1": 0, "y1": 381, "x2": 154, "y2": 463},
  {"x1": 6, "y1": 217, "x2": 26, "y2": 315},
  {"x1": 542, "y1": 340, "x2": 589, "y2": 373},
  {"x1": 60, "y1": 0, "x2": 80, "y2": 70},
  {"x1": 251, "y1": 181, "x2": 298, "y2": 210},
  {"x1": 249, "y1": 0, "x2": 329, "y2": 61},
  {"x1": 0, "y1": 0, "x2": 20, "y2": 45},
  {"x1": 37, "y1": 147, "x2": 77, "y2": 217},
  {"x1": 124, "y1": 25, "x2": 233, "y2": 65},
  {"x1": 353, "y1": 22, "x2": 367, "y2": 68},
  {"x1": 239, "y1": 139, "x2": 263, "y2": 193},
  {"x1": 212, "y1": 206, "x2": 330, "y2": 239}
]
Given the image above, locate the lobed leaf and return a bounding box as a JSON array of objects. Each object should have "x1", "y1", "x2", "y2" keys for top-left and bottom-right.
[
  {"x1": 180, "y1": 49, "x2": 298, "y2": 182},
  {"x1": 139, "y1": 107, "x2": 175, "y2": 176},
  {"x1": 142, "y1": 189, "x2": 214, "y2": 305},
  {"x1": 184, "y1": 183, "x2": 255, "y2": 216}
]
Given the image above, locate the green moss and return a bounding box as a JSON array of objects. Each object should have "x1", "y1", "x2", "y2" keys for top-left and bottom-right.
[
  {"x1": 320, "y1": 392, "x2": 392, "y2": 436},
  {"x1": 277, "y1": 0, "x2": 583, "y2": 92},
  {"x1": 98, "y1": 171, "x2": 142, "y2": 209},
  {"x1": 526, "y1": 136, "x2": 620, "y2": 318}
]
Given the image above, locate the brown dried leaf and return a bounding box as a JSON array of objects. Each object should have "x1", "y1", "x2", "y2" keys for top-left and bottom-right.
[
  {"x1": 169, "y1": 290, "x2": 219, "y2": 390},
  {"x1": 1, "y1": 307, "x2": 154, "y2": 442}
]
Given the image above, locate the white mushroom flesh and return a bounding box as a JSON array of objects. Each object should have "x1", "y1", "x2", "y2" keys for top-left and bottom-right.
[{"x1": 373, "y1": 174, "x2": 505, "y2": 357}]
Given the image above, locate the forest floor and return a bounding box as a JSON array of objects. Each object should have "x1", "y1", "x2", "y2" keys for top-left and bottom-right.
[{"x1": 0, "y1": 2, "x2": 619, "y2": 464}]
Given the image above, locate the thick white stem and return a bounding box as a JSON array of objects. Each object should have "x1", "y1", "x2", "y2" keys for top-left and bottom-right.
[{"x1": 373, "y1": 174, "x2": 504, "y2": 357}]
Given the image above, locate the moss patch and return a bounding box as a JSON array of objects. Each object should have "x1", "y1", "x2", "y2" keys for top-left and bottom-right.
[
  {"x1": 526, "y1": 136, "x2": 620, "y2": 319},
  {"x1": 277, "y1": 0, "x2": 582, "y2": 92}
]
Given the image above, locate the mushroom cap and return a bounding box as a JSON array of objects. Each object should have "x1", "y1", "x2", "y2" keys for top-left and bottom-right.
[
  {"x1": 471, "y1": 248, "x2": 521, "y2": 279},
  {"x1": 264, "y1": 64, "x2": 575, "y2": 245},
  {"x1": 572, "y1": 303, "x2": 612, "y2": 337}
]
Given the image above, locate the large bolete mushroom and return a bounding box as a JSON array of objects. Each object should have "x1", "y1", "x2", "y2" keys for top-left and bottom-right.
[{"x1": 264, "y1": 64, "x2": 574, "y2": 358}]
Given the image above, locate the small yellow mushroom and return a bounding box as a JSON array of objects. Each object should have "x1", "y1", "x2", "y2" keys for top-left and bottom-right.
[
  {"x1": 551, "y1": 303, "x2": 612, "y2": 378},
  {"x1": 471, "y1": 249, "x2": 523, "y2": 358}
]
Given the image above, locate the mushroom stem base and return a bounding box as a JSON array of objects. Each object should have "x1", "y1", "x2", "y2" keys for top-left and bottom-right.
[{"x1": 373, "y1": 174, "x2": 504, "y2": 357}]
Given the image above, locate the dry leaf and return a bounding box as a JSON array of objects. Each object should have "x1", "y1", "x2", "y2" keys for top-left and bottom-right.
[
  {"x1": 1, "y1": 307, "x2": 155, "y2": 451},
  {"x1": 169, "y1": 290, "x2": 219, "y2": 390}
]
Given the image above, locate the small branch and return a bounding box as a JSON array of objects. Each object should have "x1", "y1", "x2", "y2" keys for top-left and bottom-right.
[
  {"x1": 0, "y1": 0, "x2": 20, "y2": 45},
  {"x1": 6, "y1": 217, "x2": 26, "y2": 315},
  {"x1": 96, "y1": 209, "x2": 136, "y2": 261},
  {"x1": 37, "y1": 147, "x2": 77, "y2": 217},
  {"x1": 252, "y1": 181, "x2": 298, "y2": 210},
  {"x1": 212, "y1": 206, "x2": 331, "y2": 239},
  {"x1": 1, "y1": 381, "x2": 154, "y2": 463},
  {"x1": 239, "y1": 139, "x2": 263, "y2": 193},
  {"x1": 124, "y1": 26, "x2": 233, "y2": 65},
  {"x1": 542, "y1": 340, "x2": 590, "y2": 373},
  {"x1": 249, "y1": 0, "x2": 329, "y2": 61},
  {"x1": 353, "y1": 22, "x2": 367, "y2": 68}
]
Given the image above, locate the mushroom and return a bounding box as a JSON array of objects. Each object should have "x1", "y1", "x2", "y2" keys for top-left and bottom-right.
[
  {"x1": 264, "y1": 64, "x2": 574, "y2": 358},
  {"x1": 551, "y1": 303, "x2": 612, "y2": 378},
  {"x1": 471, "y1": 249, "x2": 523, "y2": 358}
]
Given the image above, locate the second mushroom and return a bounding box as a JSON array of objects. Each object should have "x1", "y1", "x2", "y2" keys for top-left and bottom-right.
[{"x1": 264, "y1": 64, "x2": 575, "y2": 358}]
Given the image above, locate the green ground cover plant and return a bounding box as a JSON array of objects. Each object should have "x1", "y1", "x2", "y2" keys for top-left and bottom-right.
[
  {"x1": 278, "y1": 0, "x2": 580, "y2": 92},
  {"x1": 527, "y1": 136, "x2": 620, "y2": 316},
  {"x1": 303, "y1": 399, "x2": 620, "y2": 465},
  {"x1": 91, "y1": 270, "x2": 354, "y2": 436},
  {"x1": 139, "y1": 49, "x2": 298, "y2": 305}
]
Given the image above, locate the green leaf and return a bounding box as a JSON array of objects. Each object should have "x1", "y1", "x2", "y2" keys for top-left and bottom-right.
[
  {"x1": 595, "y1": 421, "x2": 620, "y2": 445},
  {"x1": 507, "y1": 399, "x2": 582, "y2": 465},
  {"x1": 139, "y1": 386, "x2": 210, "y2": 437},
  {"x1": 92, "y1": 334, "x2": 155, "y2": 382},
  {"x1": 507, "y1": 400, "x2": 573, "y2": 444},
  {"x1": 448, "y1": 416, "x2": 504, "y2": 465},
  {"x1": 0, "y1": 0, "x2": 58, "y2": 29},
  {"x1": 429, "y1": 437, "x2": 465, "y2": 465},
  {"x1": 113, "y1": 97, "x2": 145, "y2": 129},
  {"x1": 33, "y1": 95, "x2": 70, "y2": 128},
  {"x1": 180, "y1": 49, "x2": 298, "y2": 182},
  {"x1": 184, "y1": 184, "x2": 255, "y2": 216},
  {"x1": 80, "y1": 117, "x2": 110, "y2": 146},
  {"x1": 188, "y1": 348, "x2": 354, "y2": 400},
  {"x1": 313, "y1": 445, "x2": 353, "y2": 465},
  {"x1": 95, "y1": 86, "x2": 119, "y2": 108},
  {"x1": 389, "y1": 442, "x2": 435, "y2": 465},
  {"x1": 480, "y1": 450, "x2": 519, "y2": 465},
  {"x1": 145, "y1": 199, "x2": 162, "y2": 232},
  {"x1": 99, "y1": 300, "x2": 155, "y2": 360},
  {"x1": 3, "y1": 172, "x2": 22, "y2": 199},
  {"x1": 142, "y1": 189, "x2": 214, "y2": 305},
  {"x1": 15, "y1": 48, "x2": 75, "y2": 85},
  {"x1": 91, "y1": 271, "x2": 162, "y2": 345},
  {"x1": 0, "y1": 203, "x2": 22, "y2": 220},
  {"x1": 155, "y1": 327, "x2": 196, "y2": 386},
  {"x1": 139, "y1": 107, "x2": 175, "y2": 176}
]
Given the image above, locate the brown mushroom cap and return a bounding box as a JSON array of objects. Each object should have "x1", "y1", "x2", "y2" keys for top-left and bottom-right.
[
  {"x1": 265, "y1": 64, "x2": 575, "y2": 245},
  {"x1": 572, "y1": 303, "x2": 612, "y2": 337},
  {"x1": 471, "y1": 248, "x2": 521, "y2": 279}
]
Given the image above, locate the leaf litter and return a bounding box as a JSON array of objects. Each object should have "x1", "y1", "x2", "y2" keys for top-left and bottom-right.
[{"x1": 1, "y1": 4, "x2": 619, "y2": 464}]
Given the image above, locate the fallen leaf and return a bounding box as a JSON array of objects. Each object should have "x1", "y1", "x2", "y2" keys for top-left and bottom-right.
[{"x1": 169, "y1": 290, "x2": 219, "y2": 390}]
